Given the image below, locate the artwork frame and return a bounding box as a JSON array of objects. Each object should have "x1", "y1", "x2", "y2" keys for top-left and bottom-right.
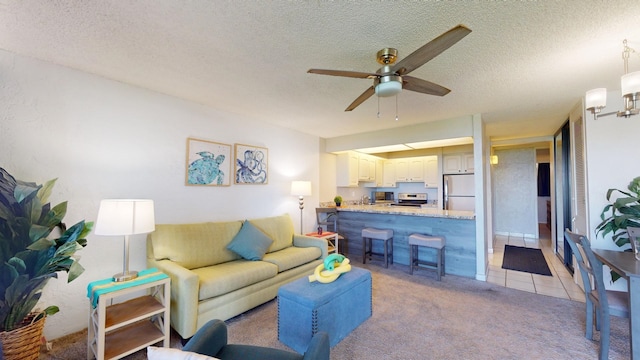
[
  {"x1": 186, "y1": 138, "x2": 232, "y2": 186},
  {"x1": 234, "y1": 143, "x2": 269, "y2": 185}
]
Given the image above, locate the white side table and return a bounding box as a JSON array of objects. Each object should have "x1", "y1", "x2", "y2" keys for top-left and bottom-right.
[
  {"x1": 87, "y1": 271, "x2": 170, "y2": 360},
  {"x1": 305, "y1": 231, "x2": 340, "y2": 254}
]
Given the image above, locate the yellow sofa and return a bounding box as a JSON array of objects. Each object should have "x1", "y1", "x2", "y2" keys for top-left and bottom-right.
[{"x1": 146, "y1": 214, "x2": 327, "y2": 339}]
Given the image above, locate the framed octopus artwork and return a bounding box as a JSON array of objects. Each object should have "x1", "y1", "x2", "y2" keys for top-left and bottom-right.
[
  {"x1": 234, "y1": 143, "x2": 268, "y2": 184},
  {"x1": 185, "y1": 138, "x2": 232, "y2": 186}
]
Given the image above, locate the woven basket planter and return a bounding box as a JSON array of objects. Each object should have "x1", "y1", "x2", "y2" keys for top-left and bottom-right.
[{"x1": 0, "y1": 314, "x2": 45, "y2": 360}]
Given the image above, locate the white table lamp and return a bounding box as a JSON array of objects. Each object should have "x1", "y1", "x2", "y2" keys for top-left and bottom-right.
[
  {"x1": 291, "y1": 181, "x2": 312, "y2": 234},
  {"x1": 95, "y1": 199, "x2": 155, "y2": 282}
]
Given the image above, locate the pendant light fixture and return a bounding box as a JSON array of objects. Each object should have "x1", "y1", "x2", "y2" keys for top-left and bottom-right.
[{"x1": 586, "y1": 39, "x2": 640, "y2": 119}]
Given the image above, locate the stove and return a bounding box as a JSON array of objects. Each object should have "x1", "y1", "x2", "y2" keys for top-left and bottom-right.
[{"x1": 392, "y1": 193, "x2": 428, "y2": 207}]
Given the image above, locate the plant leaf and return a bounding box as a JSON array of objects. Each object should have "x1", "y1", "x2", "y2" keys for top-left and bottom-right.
[
  {"x1": 27, "y1": 237, "x2": 55, "y2": 251},
  {"x1": 13, "y1": 184, "x2": 39, "y2": 204},
  {"x1": 36, "y1": 178, "x2": 57, "y2": 204},
  {"x1": 67, "y1": 261, "x2": 85, "y2": 282},
  {"x1": 28, "y1": 224, "x2": 51, "y2": 244}
]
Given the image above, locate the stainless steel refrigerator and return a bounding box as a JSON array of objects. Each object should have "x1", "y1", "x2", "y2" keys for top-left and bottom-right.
[{"x1": 443, "y1": 174, "x2": 475, "y2": 211}]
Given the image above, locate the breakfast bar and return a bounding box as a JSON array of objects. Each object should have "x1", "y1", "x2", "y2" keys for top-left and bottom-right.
[{"x1": 336, "y1": 205, "x2": 476, "y2": 278}]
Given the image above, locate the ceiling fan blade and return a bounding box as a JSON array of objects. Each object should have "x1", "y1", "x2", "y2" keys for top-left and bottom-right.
[
  {"x1": 345, "y1": 86, "x2": 375, "y2": 111},
  {"x1": 390, "y1": 24, "x2": 472, "y2": 76},
  {"x1": 308, "y1": 69, "x2": 379, "y2": 79},
  {"x1": 402, "y1": 76, "x2": 450, "y2": 96}
]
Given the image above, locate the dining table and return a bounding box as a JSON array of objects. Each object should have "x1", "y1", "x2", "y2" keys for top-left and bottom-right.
[{"x1": 593, "y1": 248, "x2": 640, "y2": 359}]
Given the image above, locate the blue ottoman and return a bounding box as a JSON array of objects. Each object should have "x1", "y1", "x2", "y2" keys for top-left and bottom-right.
[{"x1": 277, "y1": 266, "x2": 372, "y2": 353}]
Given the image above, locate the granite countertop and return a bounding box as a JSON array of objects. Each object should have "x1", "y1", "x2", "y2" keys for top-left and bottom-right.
[{"x1": 336, "y1": 204, "x2": 475, "y2": 220}]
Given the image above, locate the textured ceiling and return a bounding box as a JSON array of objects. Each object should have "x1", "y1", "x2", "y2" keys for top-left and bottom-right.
[{"x1": 1, "y1": 1, "x2": 639, "y2": 141}]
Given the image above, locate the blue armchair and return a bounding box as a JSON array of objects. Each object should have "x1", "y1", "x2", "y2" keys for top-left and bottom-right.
[{"x1": 183, "y1": 319, "x2": 330, "y2": 360}]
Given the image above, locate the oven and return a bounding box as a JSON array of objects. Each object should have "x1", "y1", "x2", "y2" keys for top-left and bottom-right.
[{"x1": 392, "y1": 193, "x2": 428, "y2": 207}]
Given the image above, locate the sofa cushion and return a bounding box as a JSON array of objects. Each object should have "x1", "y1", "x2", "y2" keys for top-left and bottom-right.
[
  {"x1": 226, "y1": 221, "x2": 274, "y2": 260},
  {"x1": 150, "y1": 221, "x2": 242, "y2": 270},
  {"x1": 192, "y1": 260, "x2": 278, "y2": 300},
  {"x1": 262, "y1": 246, "x2": 322, "y2": 272},
  {"x1": 249, "y1": 214, "x2": 294, "y2": 253}
]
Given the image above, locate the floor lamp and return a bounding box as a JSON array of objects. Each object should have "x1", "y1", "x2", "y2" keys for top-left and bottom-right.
[
  {"x1": 95, "y1": 199, "x2": 155, "y2": 282},
  {"x1": 291, "y1": 181, "x2": 312, "y2": 234}
]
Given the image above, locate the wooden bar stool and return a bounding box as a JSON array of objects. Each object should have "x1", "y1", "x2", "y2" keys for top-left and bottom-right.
[
  {"x1": 408, "y1": 233, "x2": 445, "y2": 280},
  {"x1": 361, "y1": 228, "x2": 394, "y2": 268}
]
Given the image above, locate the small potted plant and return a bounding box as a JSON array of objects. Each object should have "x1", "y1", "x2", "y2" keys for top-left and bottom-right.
[
  {"x1": 333, "y1": 195, "x2": 343, "y2": 207},
  {"x1": 0, "y1": 168, "x2": 92, "y2": 359}
]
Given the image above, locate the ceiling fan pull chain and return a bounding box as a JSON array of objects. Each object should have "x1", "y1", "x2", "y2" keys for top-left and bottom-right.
[
  {"x1": 377, "y1": 96, "x2": 381, "y2": 118},
  {"x1": 395, "y1": 95, "x2": 399, "y2": 121}
]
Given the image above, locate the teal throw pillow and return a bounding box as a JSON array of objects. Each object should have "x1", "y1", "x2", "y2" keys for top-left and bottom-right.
[{"x1": 227, "y1": 220, "x2": 274, "y2": 260}]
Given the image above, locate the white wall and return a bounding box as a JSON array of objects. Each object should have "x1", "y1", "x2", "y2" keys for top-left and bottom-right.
[
  {"x1": 585, "y1": 90, "x2": 640, "y2": 289},
  {"x1": 0, "y1": 50, "x2": 320, "y2": 339},
  {"x1": 492, "y1": 148, "x2": 538, "y2": 237}
]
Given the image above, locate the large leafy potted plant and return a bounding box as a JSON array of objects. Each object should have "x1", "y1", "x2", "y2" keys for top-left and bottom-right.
[
  {"x1": 0, "y1": 168, "x2": 92, "y2": 359},
  {"x1": 595, "y1": 176, "x2": 640, "y2": 282}
]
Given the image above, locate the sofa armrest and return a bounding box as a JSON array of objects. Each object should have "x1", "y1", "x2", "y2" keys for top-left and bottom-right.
[
  {"x1": 293, "y1": 235, "x2": 328, "y2": 259},
  {"x1": 148, "y1": 258, "x2": 200, "y2": 339},
  {"x1": 182, "y1": 319, "x2": 227, "y2": 356}
]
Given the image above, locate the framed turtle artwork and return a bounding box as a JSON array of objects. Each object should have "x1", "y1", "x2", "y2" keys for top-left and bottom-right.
[
  {"x1": 234, "y1": 143, "x2": 268, "y2": 184},
  {"x1": 186, "y1": 138, "x2": 232, "y2": 186}
]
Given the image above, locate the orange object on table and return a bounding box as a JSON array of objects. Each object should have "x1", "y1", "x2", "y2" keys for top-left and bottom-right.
[{"x1": 305, "y1": 231, "x2": 337, "y2": 238}]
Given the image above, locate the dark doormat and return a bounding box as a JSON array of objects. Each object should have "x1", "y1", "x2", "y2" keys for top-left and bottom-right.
[{"x1": 502, "y1": 245, "x2": 552, "y2": 276}]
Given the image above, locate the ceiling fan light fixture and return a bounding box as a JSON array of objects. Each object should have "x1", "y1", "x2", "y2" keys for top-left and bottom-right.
[{"x1": 375, "y1": 75, "x2": 402, "y2": 97}]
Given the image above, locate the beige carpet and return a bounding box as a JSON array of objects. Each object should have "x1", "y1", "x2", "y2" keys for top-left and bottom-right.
[{"x1": 39, "y1": 262, "x2": 630, "y2": 359}]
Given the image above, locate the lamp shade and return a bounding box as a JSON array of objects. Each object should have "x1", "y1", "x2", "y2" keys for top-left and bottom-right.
[
  {"x1": 585, "y1": 88, "x2": 607, "y2": 110},
  {"x1": 290, "y1": 181, "x2": 312, "y2": 196},
  {"x1": 95, "y1": 199, "x2": 155, "y2": 236},
  {"x1": 621, "y1": 71, "x2": 640, "y2": 96}
]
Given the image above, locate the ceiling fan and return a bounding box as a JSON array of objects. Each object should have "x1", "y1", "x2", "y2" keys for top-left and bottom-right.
[{"x1": 307, "y1": 24, "x2": 472, "y2": 111}]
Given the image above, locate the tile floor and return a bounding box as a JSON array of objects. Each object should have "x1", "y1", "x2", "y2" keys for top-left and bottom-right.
[{"x1": 487, "y1": 224, "x2": 586, "y2": 302}]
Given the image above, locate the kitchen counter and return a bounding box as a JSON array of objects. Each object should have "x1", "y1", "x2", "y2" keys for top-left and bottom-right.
[
  {"x1": 336, "y1": 204, "x2": 475, "y2": 220},
  {"x1": 335, "y1": 205, "x2": 476, "y2": 278}
]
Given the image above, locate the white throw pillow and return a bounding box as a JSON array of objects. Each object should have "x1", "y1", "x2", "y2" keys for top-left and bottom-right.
[{"x1": 147, "y1": 346, "x2": 220, "y2": 360}]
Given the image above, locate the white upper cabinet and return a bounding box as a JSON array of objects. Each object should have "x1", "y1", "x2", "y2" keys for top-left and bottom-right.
[
  {"x1": 395, "y1": 159, "x2": 408, "y2": 181},
  {"x1": 423, "y1": 155, "x2": 438, "y2": 188},
  {"x1": 395, "y1": 158, "x2": 424, "y2": 182},
  {"x1": 358, "y1": 156, "x2": 370, "y2": 181},
  {"x1": 463, "y1": 154, "x2": 474, "y2": 173},
  {"x1": 336, "y1": 152, "x2": 359, "y2": 187},
  {"x1": 408, "y1": 158, "x2": 424, "y2": 182},
  {"x1": 443, "y1": 153, "x2": 474, "y2": 174},
  {"x1": 382, "y1": 160, "x2": 397, "y2": 187},
  {"x1": 375, "y1": 159, "x2": 384, "y2": 187},
  {"x1": 358, "y1": 154, "x2": 376, "y2": 181}
]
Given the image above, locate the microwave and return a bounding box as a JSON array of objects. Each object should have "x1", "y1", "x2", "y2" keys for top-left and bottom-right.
[{"x1": 371, "y1": 191, "x2": 394, "y2": 203}]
